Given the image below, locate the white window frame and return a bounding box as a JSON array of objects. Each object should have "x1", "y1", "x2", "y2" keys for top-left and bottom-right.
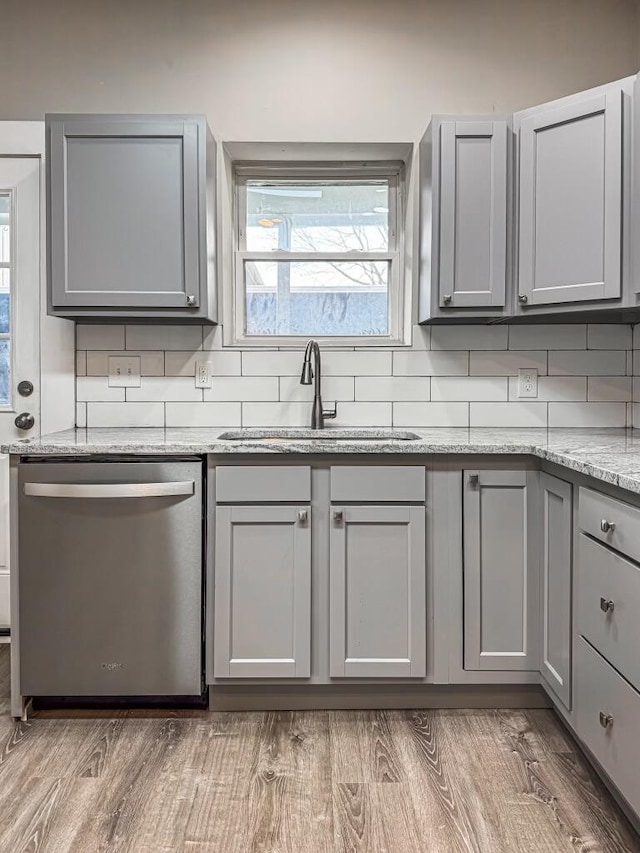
[
  {"x1": 0, "y1": 189, "x2": 14, "y2": 412},
  {"x1": 232, "y1": 162, "x2": 406, "y2": 347}
]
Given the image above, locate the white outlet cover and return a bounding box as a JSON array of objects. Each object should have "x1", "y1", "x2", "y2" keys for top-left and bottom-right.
[
  {"x1": 517, "y1": 367, "x2": 538, "y2": 398},
  {"x1": 108, "y1": 356, "x2": 141, "y2": 387},
  {"x1": 195, "y1": 360, "x2": 212, "y2": 389}
]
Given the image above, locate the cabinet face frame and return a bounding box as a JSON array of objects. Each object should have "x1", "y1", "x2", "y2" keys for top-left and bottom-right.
[
  {"x1": 47, "y1": 115, "x2": 204, "y2": 312},
  {"x1": 439, "y1": 120, "x2": 508, "y2": 309},
  {"x1": 463, "y1": 469, "x2": 539, "y2": 672},
  {"x1": 329, "y1": 504, "x2": 426, "y2": 678},
  {"x1": 213, "y1": 504, "x2": 311, "y2": 678},
  {"x1": 539, "y1": 473, "x2": 572, "y2": 709},
  {"x1": 517, "y1": 91, "x2": 623, "y2": 307}
]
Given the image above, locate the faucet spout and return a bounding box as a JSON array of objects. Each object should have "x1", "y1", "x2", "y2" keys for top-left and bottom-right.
[{"x1": 299, "y1": 340, "x2": 337, "y2": 429}]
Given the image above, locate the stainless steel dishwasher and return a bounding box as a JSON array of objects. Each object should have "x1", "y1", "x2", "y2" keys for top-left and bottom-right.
[{"x1": 18, "y1": 459, "x2": 204, "y2": 699}]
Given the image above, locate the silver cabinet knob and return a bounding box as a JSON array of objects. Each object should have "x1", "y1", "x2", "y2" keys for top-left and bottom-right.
[
  {"x1": 186, "y1": 295, "x2": 196, "y2": 306},
  {"x1": 518, "y1": 294, "x2": 528, "y2": 303},
  {"x1": 14, "y1": 412, "x2": 34, "y2": 430},
  {"x1": 599, "y1": 712, "x2": 614, "y2": 729},
  {"x1": 600, "y1": 519, "x2": 616, "y2": 533},
  {"x1": 333, "y1": 510, "x2": 344, "y2": 523},
  {"x1": 600, "y1": 597, "x2": 615, "y2": 614},
  {"x1": 297, "y1": 509, "x2": 308, "y2": 524},
  {"x1": 468, "y1": 474, "x2": 479, "y2": 487},
  {"x1": 442, "y1": 295, "x2": 452, "y2": 305}
]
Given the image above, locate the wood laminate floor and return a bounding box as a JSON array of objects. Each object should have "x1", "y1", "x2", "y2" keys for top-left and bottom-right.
[{"x1": 0, "y1": 647, "x2": 638, "y2": 852}]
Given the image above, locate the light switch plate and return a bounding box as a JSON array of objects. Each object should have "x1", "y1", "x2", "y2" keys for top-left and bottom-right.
[
  {"x1": 517, "y1": 367, "x2": 538, "y2": 398},
  {"x1": 108, "y1": 356, "x2": 141, "y2": 387}
]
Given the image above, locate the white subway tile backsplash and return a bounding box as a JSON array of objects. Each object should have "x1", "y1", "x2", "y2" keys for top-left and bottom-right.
[
  {"x1": 204, "y1": 377, "x2": 279, "y2": 402},
  {"x1": 165, "y1": 351, "x2": 241, "y2": 377},
  {"x1": 549, "y1": 350, "x2": 626, "y2": 377},
  {"x1": 75, "y1": 402, "x2": 87, "y2": 428},
  {"x1": 355, "y1": 376, "x2": 430, "y2": 402},
  {"x1": 76, "y1": 376, "x2": 125, "y2": 403},
  {"x1": 508, "y1": 325, "x2": 586, "y2": 350},
  {"x1": 323, "y1": 351, "x2": 392, "y2": 376},
  {"x1": 126, "y1": 377, "x2": 203, "y2": 402},
  {"x1": 470, "y1": 402, "x2": 547, "y2": 428},
  {"x1": 242, "y1": 402, "x2": 310, "y2": 427},
  {"x1": 86, "y1": 350, "x2": 164, "y2": 376},
  {"x1": 548, "y1": 402, "x2": 627, "y2": 428},
  {"x1": 587, "y1": 324, "x2": 632, "y2": 350},
  {"x1": 393, "y1": 402, "x2": 469, "y2": 427},
  {"x1": 393, "y1": 351, "x2": 468, "y2": 376},
  {"x1": 431, "y1": 325, "x2": 508, "y2": 351},
  {"x1": 242, "y1": 351, "x2": 303, "y2": 376},
  {"x1": 335, "y1": 402, "x2": 393, "y2": 427},
  {"x1": 587, "y1": 376, "x2": 632, "y2": 402},
  {"x1": 432, "y1": 376, "x2": 507, "y2": 401},
  {"x1": 76, "y1": 351, "x2": 87, "y2": 376},
  {"x1": 470, "y1": 351, "x2": 547, "y2": 376},
  {"x1": 166, "y1": 402, "x2": 241, "y2": 427},
  {"x1": 126, "y1": 325, "x2": 203, "y2": 351},
  {"x1": 280, "y1": 376, "x2": 354, "y2": 402},
  {"x1": 86, "y1": 402, "x2": 165, "y2": 428},
  {"x1": 507, "y1": 375, "x2": 586, "y2": 402},
  {"x1": 77, "y1": 324, "x2": 125, "y2": 351}
]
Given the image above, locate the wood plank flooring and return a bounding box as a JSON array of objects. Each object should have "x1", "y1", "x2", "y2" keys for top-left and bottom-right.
[{"x1": 0, "y1": 647, "x2": 637, "y2": 852}]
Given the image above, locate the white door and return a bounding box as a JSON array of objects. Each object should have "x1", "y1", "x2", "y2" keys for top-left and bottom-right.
[{"x1": 0, "y1": 129, "x2": 45, "y2": 636}]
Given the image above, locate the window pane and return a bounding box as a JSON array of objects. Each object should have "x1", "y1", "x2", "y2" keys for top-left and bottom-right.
[
  {"x1": 0, "y1": 341, "x2": 10, "y2": 406},
  {"x1": 245, "y1": 260, "x2": 389, "y2": 336},
  {"x1": 0, "y1": 194, "x2": 10, "y2": 263},
  {"x1": 245, "y1": 182, "x2": 390, "y2": 253}
]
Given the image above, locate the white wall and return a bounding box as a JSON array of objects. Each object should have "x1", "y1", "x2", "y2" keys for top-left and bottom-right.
[{"x1": 2, "y1": 0, "x2": 638, "y2": 141}]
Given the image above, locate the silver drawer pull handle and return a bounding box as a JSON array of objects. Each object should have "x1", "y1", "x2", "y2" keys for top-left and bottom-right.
[
  {"x1": 600, "y1": 519, "x2": 616, "y2": 533},
  {"x1": 297, "y1": 509, "x2": 308, "y2": 523},
  {"x1": 600, "y1": 597, "x2": 615, "y2": 614},
  {"x1": 599, "y1": 712, "x2": 614, "y2": 729},
  {"x1": 24, "y1": 481, "x2": 195, "y2": 499},
  {"x1": 333, "y1": 510, "x2": 344, "y2": 523}
]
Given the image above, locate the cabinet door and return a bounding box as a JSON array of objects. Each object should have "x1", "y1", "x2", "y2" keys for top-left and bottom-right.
[
  {"x1": 439, "y1": 120, "x2": 508, "y2": 309},
  {"x1": 539, "y1": 473, "x2": 572, "y2": 709},
  {"x1": 330, "y1": 506, "x2": 426, "y2": 678},
  {"x1": 464, "y1": 470, "x2": 539, "y2": 671},
  {"x1": 48, "y1": 116, "x2": 203, "y2": 311},
  {"x1": 213, "y1": 505, "x2": 311, "y2": 678},
  {"x1": 517, "y1": 90, "x2": 623, "y2": 306}
]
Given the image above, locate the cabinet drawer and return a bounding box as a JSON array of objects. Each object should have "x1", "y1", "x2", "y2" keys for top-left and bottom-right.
[
  {"x1": 577, "y1": 534, "x2": 640, "y2": 692},
  {"x1": 575, "y1": 638, "x2": 640, "y2": 817},
  {"x1": 216, "y1": 466, "x2": 310, "y2": 503},
  {"x1": 330, "y1": 466, "x2": 425, "y2": 503},
  {"x1": 579, "y1": 487, "x2": 640, "y2": 562}
]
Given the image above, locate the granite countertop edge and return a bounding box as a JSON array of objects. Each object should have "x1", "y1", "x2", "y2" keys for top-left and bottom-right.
[{"x1": 5, "y1": 426, "x2": 640, "y2": 496}]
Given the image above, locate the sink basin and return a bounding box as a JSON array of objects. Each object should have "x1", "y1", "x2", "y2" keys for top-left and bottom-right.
[{"x1": 218, "y1": 428, "x2": 422, "y2": 442}]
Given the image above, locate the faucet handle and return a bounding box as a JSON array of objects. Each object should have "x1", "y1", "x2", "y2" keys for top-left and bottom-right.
[{"x1": 322, "y1": 402, "x2": 338, "y2": 420}]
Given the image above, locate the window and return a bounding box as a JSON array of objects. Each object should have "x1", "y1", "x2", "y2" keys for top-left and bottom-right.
[
  {"x1": 233, "y1": 165, "x2": 404, "y2": 345},
  {"x1": 0, "y1": 194, "x2": 10, "y2": 406}
]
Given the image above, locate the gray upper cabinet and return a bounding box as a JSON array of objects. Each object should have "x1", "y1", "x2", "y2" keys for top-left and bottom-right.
[
  {"x1": 463, "y1": 470, "x2": 539, "y2": 671},
  {"x1": 539, "y1": 473, "x2": 572, "y2": 709},
  {"x1": 419, "y1": 116, "x2": 511, "y2": 321},
  {"x1": 515, "y1": 78, "x2": 633, "y2": 313},
  {"x1": 213, "y1": 505, "x2": 311, "y2": 678},
  {"x1": 329, "y1": 505, "x2": 426, "y2": 678},
  {"x1": 46, "y1": 114, "x2": 216, "y2": 322}
]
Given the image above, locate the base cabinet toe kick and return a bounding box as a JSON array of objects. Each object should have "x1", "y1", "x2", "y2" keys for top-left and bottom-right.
[{"x1": 9, "y1": 454, "x2": 640, "y2": 830}]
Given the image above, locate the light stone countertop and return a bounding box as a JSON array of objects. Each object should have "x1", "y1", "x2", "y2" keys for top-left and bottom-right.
[{"x1": 6, "y1": 425, "x2": 640, "y2": 495}]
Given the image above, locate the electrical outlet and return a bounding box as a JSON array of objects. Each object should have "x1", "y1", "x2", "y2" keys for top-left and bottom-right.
[
  {"x1": 195, "y1": 360, "x2": 212, "y2": 389},
  {"x1": 517, "y1": 367, "x2": 538, "y2": 398},
  {"x1": 108, "y1": 356, "x2": 141, "y2": 387}
]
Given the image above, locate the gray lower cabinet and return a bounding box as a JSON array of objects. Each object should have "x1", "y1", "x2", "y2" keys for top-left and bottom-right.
[
  {"x1": 46, "y1": 113, "x2": 216, "y2": 321},
  {"x1": 463, "y1": 470, "x2": 539, "y2": 671},
  {"x1": 329, "y1": 505, "x2": 426, "y2": 678},
  {"x1": 515, "y1": 78, "x2": 632, "y2": 311},
  {"x1": 539, "y1": 473, "x2": 572, "y2": 709},
  {"x1": 419, "y1": 115, "x2": 511, "y2": 321},
  {"x1": 213, "y1": 505, "x2": 311, "y2": 678}
]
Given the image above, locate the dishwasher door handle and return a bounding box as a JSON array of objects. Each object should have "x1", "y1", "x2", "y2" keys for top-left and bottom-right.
[{"x1": 23, "y1": 481, "x2": 195, "y2": 499}]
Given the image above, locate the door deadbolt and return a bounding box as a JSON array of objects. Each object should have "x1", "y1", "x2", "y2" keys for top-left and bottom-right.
[{"x1": 17, "y1": 380, "x2": 34, "y2": 397}]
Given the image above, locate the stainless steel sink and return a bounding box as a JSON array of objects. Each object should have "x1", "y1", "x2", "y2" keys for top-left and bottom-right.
[{"x1": 218, "y1": 428, "x2": 422, "y2": 442}]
